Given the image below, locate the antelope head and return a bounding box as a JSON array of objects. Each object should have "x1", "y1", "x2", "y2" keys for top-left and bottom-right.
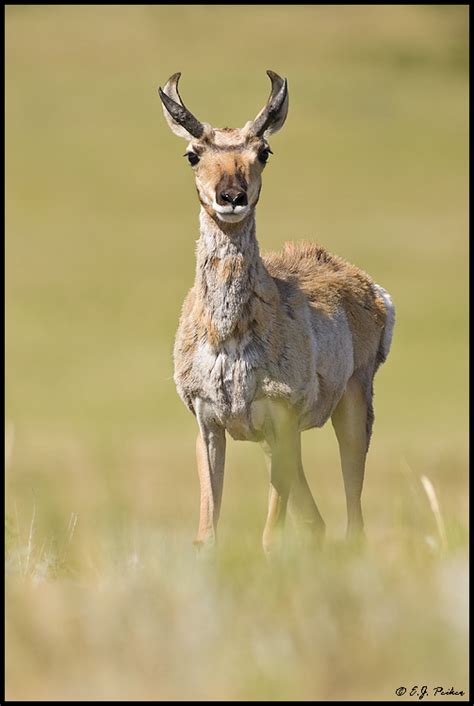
[{"x1": 158, "y1": 70, "x2": 288, "y2": 224}]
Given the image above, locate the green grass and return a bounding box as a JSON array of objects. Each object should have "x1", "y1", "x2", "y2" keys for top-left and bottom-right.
[{"x1": 5, "y1": 5, "x2": 468, "y2": 701}]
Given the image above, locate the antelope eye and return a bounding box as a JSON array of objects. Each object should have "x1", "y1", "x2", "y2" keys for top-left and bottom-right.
[
  {"x1": 258, "y1": 147, "x2": 272, "y2": 164},
  {"x1": 185, "y1": 152, "x2": 200, "y2": 166}
]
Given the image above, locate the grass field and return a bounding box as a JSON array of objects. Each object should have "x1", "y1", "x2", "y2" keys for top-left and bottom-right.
[{"x1": 5, "y1": 5, "x2": 469, "y2": 701}]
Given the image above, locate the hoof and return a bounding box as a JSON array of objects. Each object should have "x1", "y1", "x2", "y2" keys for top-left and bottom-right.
[{"x1": 193, "y1": 537, "x2": 216, "y2": 557}]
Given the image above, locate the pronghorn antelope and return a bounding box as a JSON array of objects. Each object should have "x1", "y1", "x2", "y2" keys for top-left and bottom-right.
[{"x1": 158, "y1": 70, "x2": 394, "y2": 554}]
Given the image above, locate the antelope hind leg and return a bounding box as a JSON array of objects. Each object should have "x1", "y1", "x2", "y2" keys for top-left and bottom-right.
[{"x1": 331, "y1": 373, "x2": 372, "y2": 542}]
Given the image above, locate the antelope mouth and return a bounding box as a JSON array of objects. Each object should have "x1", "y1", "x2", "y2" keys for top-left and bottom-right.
[{"x1": 212, "y1": 202, "x2": 250, "y2": 223}]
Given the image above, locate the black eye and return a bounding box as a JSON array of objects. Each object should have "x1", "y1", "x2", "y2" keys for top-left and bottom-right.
[
  {"x1": 258, "y1": 147, "x2": 273, "y2": 164},
  {"x1": 185, "y1": 152, "x2": 200, "y2": 166}
]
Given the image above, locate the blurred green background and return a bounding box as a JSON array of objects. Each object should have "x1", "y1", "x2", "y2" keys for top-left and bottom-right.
[{"x1": 6, "y1": 5, "x2": 468, "y2": 701}]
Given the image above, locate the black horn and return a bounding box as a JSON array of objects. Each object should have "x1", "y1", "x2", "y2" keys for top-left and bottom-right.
[
  {"x1": 250, "y1": 70, "x2": 289, "y2": 137},
  {"x1": 158, "y1": 73, "x2": 204, "y2": 139}
]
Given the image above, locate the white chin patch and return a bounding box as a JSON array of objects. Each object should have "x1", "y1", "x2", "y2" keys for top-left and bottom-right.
[
  {"x1": 212, "y1": 201, "x2": 249, "y2": 223},
  {"x1": 216, "y1": 211, "x2": 248, "y2": 223}
]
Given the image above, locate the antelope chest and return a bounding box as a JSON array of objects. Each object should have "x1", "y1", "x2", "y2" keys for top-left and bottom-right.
[{"x1": 192, "y1": 335, "x2": 264, "y2": 440}]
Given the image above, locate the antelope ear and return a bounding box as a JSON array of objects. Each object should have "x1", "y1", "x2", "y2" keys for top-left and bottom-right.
[
  {"x1": 158, "y1": 72, "x2": 205, "y2": 140},
  {"x1": 249, "y1": 70, "x2": 289, "y2": 138}
]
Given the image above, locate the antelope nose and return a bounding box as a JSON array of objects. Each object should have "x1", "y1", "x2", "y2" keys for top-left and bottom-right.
[{"x1": 220, "y1": 190, "x2": 248, "y2": 207}]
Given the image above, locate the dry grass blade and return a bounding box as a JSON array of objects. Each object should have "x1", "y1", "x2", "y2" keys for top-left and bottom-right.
[
  {"x1": 64, "y1": 512, "x2": 79, "y2": 555},
  {"x1": 24, "y1": 500, "x2": 36, "y2": 577},
  {"x1": 13, "y1": 501, "x2": 23, "y2": 574},
  {"x1": 420, "y1": 474, "x2": 448, "y2": 553}
]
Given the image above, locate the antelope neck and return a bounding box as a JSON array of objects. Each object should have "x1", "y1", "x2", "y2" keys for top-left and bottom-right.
[{"x1": 196, "y1": 208, "x2": 263, "y2": 343}]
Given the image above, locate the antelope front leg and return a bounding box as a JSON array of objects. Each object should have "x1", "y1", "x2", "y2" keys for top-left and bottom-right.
[
  {"x1": 262, "y1": 403, "x2": 299, "y2": 556},
  {"x1": 194, "y1": 406, "x2": 226, "y2": 549}
]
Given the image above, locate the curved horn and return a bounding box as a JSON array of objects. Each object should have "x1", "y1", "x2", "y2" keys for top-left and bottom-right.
[
  {"x1": 158, "y1": 73, "x2": 204, "y2": 139},
  {"x1": 162, "y1": 71, "x2": 186, "y2": 106},
  {"x1": 250, "y1": 70, "x2": 289, "y2": 137}
]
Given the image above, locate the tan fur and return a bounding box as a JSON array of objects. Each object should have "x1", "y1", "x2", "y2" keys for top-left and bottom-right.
[
  {"x1": 264, "y1": 240, "x2": 387, "y2": 370},
  {"x1": 218, "y1": 254, "x2": 244, "y2": 283}
]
